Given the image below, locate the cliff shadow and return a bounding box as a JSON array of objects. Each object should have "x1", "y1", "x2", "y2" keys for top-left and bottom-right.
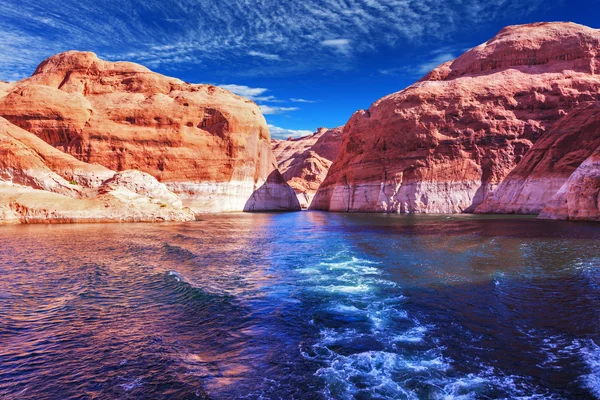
[{"x1": 243, "y1": 170, "x2": 301, "y2": 212}]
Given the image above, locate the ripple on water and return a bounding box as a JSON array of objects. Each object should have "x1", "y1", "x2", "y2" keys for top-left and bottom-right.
[
  {"x1": 299, "y1": 252, "x2": 558, "y2": 400},
  {"x1": 1, "y1": 215, "x2": 599, "y2": 399}
]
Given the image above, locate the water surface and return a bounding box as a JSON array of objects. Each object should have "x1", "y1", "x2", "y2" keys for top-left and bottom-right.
[{"x1": 0, "y1": 213, "x2": 599, "y2": 399}]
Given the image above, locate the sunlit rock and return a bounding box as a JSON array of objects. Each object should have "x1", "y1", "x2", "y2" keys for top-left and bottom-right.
[
  {"x1": 0, "y1": 51, "x2": 300, "y2": 213},
  {"x1": 311, "y1": 22, "x2": 600, "y2": 216}
]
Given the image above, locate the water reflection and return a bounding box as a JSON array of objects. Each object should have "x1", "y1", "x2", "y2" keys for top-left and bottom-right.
[{"x1": 0, "y1": 213, "x2": 599, "y2": 399}]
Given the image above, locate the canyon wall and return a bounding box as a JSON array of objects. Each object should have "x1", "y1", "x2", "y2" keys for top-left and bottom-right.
[
  {"x1": 271, "y1": 127, "x2": 343, "y2": 208},
  {"x1": 0, "y1": 51, "x2": 300, "y2": 213},
  {"x1": 311, "y1": 22, "x2": 600, "y2": 217},
  {"x1": 0, "y1": 117, "x2": 195, "y2": 223},
  {"x1": 539, "y1": 145, "x2": 600, "y2": 221},
  {"x1": 476, "y1": 101, "x2": 600, "y2": 214}
]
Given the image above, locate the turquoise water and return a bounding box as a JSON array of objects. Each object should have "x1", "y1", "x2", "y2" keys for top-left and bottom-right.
[{"x1": 0, "y1": 212, "x2": 599, "y2": 399}]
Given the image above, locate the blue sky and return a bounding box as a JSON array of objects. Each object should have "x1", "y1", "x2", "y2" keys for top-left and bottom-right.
[{"x1": 0, "y1": 0, "x2": 598, "y2": 138}]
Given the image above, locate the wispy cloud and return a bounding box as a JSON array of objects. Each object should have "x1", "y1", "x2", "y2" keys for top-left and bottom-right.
[
  {"x1": 321, "y1": 38, "x2": 351, "y2": 55},
  {"x1": 260, "y1": 105, "x2": 299, "y2": 115},
  {"x1": 0, "y1": 0, "x2": 545, "y2": 80},
  {"x1": 290, "y1": 98, "x2": 317, "y2": 103},
  {"x1": 379, "y1": 47, "x2": 462, "y2": 77},
  {"x1": 414, "y1": 52, "x2": 456, "y2": 75},
  {"x1": 218, "y1": 84, "x2": 300, "y2": 115},
  {"x1": 268, "y1": 124, "x2": 313, "y2": 139},
  {"x1": 219, "y1": 83, "x2": 286, "y2": 103},
  {"x1": 218, "y1": 84, "x2": 268, "y2": 99},
  {"x1": 218, "y1": 84, "x2": 301, "y2": 115},
  {"x1": 248, "y1": 51, "x2": 281, "y2": 61}
]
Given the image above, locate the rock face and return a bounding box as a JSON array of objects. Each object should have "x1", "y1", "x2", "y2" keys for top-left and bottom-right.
[
  {"x1": 0, "y1": 117, "x2": 195, "y2": 223},
  {"x1": 0, "y1": 51, "x2": 300, "y2": 213},
  {"x1": 271, "y1": 127, "x2": 343, "y2": 208},
  {"x1": 311, "y1": 22, "x2": 600, "y2": 214},
  {"x1": 539, "y1": 145, "x2": 600, "y2": 221},
  {"x1": 476, "y1": 102, "x2": 600, "y2": 214}
]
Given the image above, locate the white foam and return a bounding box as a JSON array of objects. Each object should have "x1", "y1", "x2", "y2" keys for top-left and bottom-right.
[
  {"x1": 392, "y1": 326, "x2": 428, "y2": 343},
  {"x1": 120, "y1": 377, "x2": 143, "y2": 391},
  {"x1": 330, "y1": 304, "x2": 363, "y2": 314},
  {"x1": 299, "y1": 250, "x2": 559, "y2": 399},
  {"x1": 314, "y1": 284, "x2": 373, "y2": 294},
  {"x1": 579, "y1": 339, "x2": 600, "y2": 398},
  {"x1": 167, "y1": 270, "x2": 182, "y2": 281},
  {"x1": 319, "y1": 327, "x2": 364, "y2": 345},
  {"x1": 315, "y1": 351, "x2": 423, "y2": 399}
]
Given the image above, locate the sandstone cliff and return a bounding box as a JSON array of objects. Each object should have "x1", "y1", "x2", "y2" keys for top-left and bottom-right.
[
  {"x1": 271, "y1": 127, "x2": 343, "y2": 208},
  {"x1": 0, "y1": 51, "x2": 300, "y2": 213},
  {"x1": 476, "y1": 101, "x2": 600, "y2": 214},
  {"x1": 0, "y1": 117, "x2": 195, "y2": 223},
  {"x1": 311, "y1": 22, "x2": 600, "y2": 215},
  {"x1": 539, "y1": 145, "x2": 600, "y2": 221}
]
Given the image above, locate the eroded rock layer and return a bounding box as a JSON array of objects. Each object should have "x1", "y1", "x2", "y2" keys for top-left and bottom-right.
[
  {"x1": 0, "y1": 117, "x2": 195, "y2": 223},
  {"x1": 271, "y1": 127, "x2": 343, "y2": 208},
  {"x1": 311, "y1": 22, "x2": 600, "y2": 215},
  {"x1": 0, "y1": 51, "x2": 300, "y2": 212},
  {"x1": 539, "y1": 145, "x2": 600, "y2": 221},
  {"x1": 476, "y1": 101, "x2": 600, "y2": 214}
]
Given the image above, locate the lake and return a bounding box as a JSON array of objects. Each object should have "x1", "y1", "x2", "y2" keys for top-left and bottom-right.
[{"x1": 0, "y1": 212, "x2": 599, "y2": 399}]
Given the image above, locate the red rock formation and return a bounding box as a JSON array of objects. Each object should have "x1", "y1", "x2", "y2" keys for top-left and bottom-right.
[
  {"x1": 271, "y1": 127, "x2": 343, "y2": 208},
  {"x1": 0, "y1": 51, "x2": 300, "y2": 212},
  {"x1": 311, "y1": 22, "x2": 600, "y2": 214},
  {"x1": 476, "y1": 102, "x2": 600, "y2": 214},
  {"x1": 0, "y1": 117, "x2": 195, "y2": 223},
  {"x1": 539, "y1": 145, "x2": 600, "y2": 221}
]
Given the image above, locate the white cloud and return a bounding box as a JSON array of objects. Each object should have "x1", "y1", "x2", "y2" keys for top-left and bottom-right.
[
  {"x1": 321, "y1": 38, "x2": 351, "y2": 55},
  {"x1": 248, "y1": 51, "x2": 281, "y2": 61},
  {"x1": 268, "y1": 124, "x2": 313, "y2": 140},
  {"x1": 378, "y1": 67, "x2": 403, "y2": 76},
  {"x1": 415, "y1": 52, "x2": 456, "y2": 75},
  {"x1": 378, "y1": 50, "x2": 459, "y2": 77},
  {"x1": 218, "y1": 84, "x2": 268, "y2": 99},
  {"x1": 260, "y1": 105, "x2": 299, "y2": 115},
  {"x1": 290, "y1": 98, "x2": 317, "y2": 103},
  {"x1": 218, "y1": 84, "x2": 302, "y2": 114},
  {"x1": 218, "y1": 84, "x2": 284, "y2": 104}
]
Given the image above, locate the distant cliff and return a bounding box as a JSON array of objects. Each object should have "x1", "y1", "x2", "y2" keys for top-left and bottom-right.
[
  {"x1": 271, "y1": 127, "x2": 343, "y2": 208},
  {"x1": 311, "y1": 22, "x2": 600, "y2": 221}
]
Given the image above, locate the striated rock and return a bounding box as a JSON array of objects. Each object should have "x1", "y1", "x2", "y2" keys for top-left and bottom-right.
[
  {"x1": 0, "y1": 117, "x2": 195, "y2": 224},
  {"x1": 539, "y1": 145, "x2": 600, "y2": 221},
  {"x1": 0, "y1": 117, "x2": 113, "y2": 196},
  {"x1": 272, "y1": 127, "x2": 343, "y2": 208},
  {"x1": 0, "y1": 51, "x2": 300, "y2": 212},
  {"x1": 312, "y1": 22, "x2": 600, "y2": 214},
  {"x1": 476, "y1": 102, "x2": 600, "y2": 214}
]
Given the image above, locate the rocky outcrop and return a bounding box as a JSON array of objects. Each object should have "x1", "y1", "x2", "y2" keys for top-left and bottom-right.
[
  {"x1": 311, "y1": 22, "x2": 600, "y2": 214},
  {"x1": 272, "y1": 127, "x2": 343, "y2": 208},
  {"x1": 0, "y1": 51, "x2": 300, "y2": 213},
  {"x1": 476, "y1": 102, "x2": 600, "y2": 214},
  {"x1": 539, "y1": 145, "x2": 600, "y2": 221},
  {"x1": 0, "y1": 117, "x2": 195, "y2": 223}
]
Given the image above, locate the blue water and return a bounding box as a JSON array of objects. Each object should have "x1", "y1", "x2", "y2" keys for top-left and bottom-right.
[{"x1": 0, "y1": 212, "x2": 599, "y2": 399}]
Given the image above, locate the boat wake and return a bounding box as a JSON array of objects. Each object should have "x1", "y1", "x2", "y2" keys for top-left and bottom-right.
[{"x1": 298, "y1": 252, "x2": 554, "y2": 399}]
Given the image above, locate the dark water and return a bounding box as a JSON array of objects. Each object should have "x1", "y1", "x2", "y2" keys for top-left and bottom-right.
[{"x1": 1, "y1": 213, "x2": 599, "y2": 400}]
